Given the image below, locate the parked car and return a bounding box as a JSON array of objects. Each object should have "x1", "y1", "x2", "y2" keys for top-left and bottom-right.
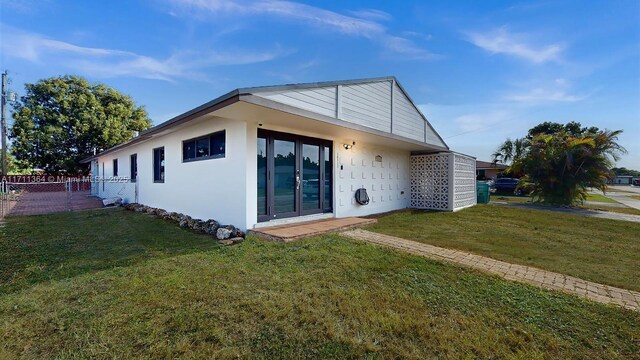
[
  {"x1": 633, "y1": 179, "x2": 640, "y2": 187},
  {"x1": 493, "y1": 178, "x2": 530, "y2": 195}
]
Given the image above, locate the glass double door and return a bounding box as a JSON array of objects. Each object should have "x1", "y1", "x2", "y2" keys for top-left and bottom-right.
[{"x1": 257, "y1": 130, "x2": 332, "y2": 222}]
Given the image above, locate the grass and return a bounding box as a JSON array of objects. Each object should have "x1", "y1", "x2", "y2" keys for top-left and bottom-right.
[
  {"x1": 586, "y1": 193, "x2": 618, "y2": 203},
  {"x1": 631, "y1": 195, "x2": 640, "y2": 201},
  {"x1": 582, "y1": 204, "x2": 640, "y2": 215},
  {"x1": 0, "y1": 209, "x2": 639, "y2": 358},
  {"x1": 366, "y1": 205, "x2": 640, "y2": 292},
  {"x1": 491, "y1": 195, "x2": 531, "y2": 204}
]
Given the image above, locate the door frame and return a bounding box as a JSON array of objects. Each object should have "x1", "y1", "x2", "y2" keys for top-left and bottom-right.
[{"x1": 257, "y1": 129, "x2": 333, "y2": 222}]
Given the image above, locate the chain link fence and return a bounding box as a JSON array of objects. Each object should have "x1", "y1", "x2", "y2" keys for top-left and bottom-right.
[{"x1": 0, "y1": 178, "x2": 136, "y2": 218}]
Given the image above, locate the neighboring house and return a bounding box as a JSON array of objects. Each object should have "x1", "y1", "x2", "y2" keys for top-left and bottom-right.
[
  {"x1": 610, "y1": 175, "x2": 633, "y2": 185},
  {"x1": 476, "y1": 160, "x2": 507, "y2": 180},
  {"x1": 82, "y1": 77, "x2": 476, "y2": 231}
]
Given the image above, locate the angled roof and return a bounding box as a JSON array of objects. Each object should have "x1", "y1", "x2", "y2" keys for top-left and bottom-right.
[
  {"x1": 82, "y1": 76, "x2": 448, "y2": 163},
  {"x1": 476, "y1": 160, "x2": 508, "y2": 170}
]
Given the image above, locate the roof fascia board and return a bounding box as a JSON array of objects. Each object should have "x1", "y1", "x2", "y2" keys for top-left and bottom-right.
[{"x1": 237, "y1": 76, "x2": 395, "y2": 95}]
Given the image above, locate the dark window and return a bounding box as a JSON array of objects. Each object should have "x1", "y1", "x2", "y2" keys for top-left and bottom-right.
[
  {"x1": 182, "y1": 130, "x2": 225, "y2": 162},
  {"x1": 130, "y1": 154, "x2": 137, "y2": 182},
  {"x1": 153, "y1": 147, "x2": 165, "y2": 183},
  {"x1": 113, "y1": 159, "x2": 118, "y2": 177}
]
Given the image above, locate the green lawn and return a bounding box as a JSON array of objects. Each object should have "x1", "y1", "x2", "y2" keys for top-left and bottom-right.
[
  {"x1": 586, "y1": 193, "x2": 618, "y2": 203},
  {"x1": 1, "y1": 209, "x2": 639, "y2": 358},
  {"x1": 367, "y1": 205, "x2": 640, "y2": 292}
]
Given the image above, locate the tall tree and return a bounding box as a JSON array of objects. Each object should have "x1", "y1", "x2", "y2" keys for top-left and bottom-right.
[
  {"x1": 493, "y1": 123, "x2": 626, "y2": 205},
  {"x1": 10, "y1": 75, "x2": 151, "y2": 173}
]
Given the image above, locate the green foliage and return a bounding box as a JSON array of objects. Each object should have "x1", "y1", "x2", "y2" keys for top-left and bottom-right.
[
  {"x1": 493, "y1": 122, "x2": 626, "y2": 205},
  {"x1": 9, "y1": 75, "x2": 151, "y2": 173},
  {"x1": 612, "y1": 167, "x2": 640, "y2": 177},
  {"x1": 0, "y1": 149, "x2": 31, "y2": 175},
  {"x1": 527, "y1": 121, "x2": 599, "y2": 138}
]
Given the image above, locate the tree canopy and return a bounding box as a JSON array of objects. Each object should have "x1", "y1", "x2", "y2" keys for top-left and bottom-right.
[
  {"x1": 10, "y1": 75, "x2": 152, "y2": 173},
  {"x1": 526, "y1": 121, "x2": 600, "y2": 139},
  {"x1": 492, "y1": 122, "x2": 626, "y2": 205},
  {"x1": 612, "y1": 167, "x2": 640, "y2": 177}
]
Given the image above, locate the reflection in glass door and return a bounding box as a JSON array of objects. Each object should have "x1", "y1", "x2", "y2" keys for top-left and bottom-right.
[
  {"x1": 302, "y1": 144, "x2": 320, "y2": 212},
  {"x1": 273, "y1": 139, "x2": 297, "y2": 216},
  {"x1": 257, "y1": 129, "x2": 332, "y2": 222},
  {"x1": 257, "y1": 137, "x2": 267, "y2": 217}
]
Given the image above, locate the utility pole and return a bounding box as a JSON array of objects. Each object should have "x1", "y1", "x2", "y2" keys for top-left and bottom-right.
[{"x1": 1, "y1": 70, "x2": 7, "y2": 176}]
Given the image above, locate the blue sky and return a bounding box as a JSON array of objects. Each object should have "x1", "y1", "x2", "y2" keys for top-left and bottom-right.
[{"x1": 1, "y1": 0, "x2": 639, "y2": 168}]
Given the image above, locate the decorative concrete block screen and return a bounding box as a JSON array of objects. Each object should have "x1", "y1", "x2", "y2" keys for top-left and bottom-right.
[
  {"x1": 410, "y1": 152, "x2": 476, "y2": 211},
  {"x1": 452, "y1": 154, "x2": 477, "y2": 210}
]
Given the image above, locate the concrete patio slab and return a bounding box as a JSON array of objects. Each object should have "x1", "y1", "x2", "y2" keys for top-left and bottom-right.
[{"x1": 248, "y1": 217, "x2": 376, "y2": 242}]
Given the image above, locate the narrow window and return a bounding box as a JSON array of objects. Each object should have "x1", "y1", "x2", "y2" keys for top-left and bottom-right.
[
  {"x1": 130, "y1": 154, "x2": 137, "y2": 182},
  {"x1": 183, "y1": 141, "x2": 195, "y2": 161},
  {"x1": 210, "y1": 131, "x2": 225, "y2": 157},
  {"x1": 182, "y1": 130, "x2": 225, "y2": 162},
  {"x1": 113, "y1": 159, "x2": 118, "y2": 177},
  {"x1": 153, "y1": 147, "x2": 165, "y2": 183},
  {"x1": 196, "y1": 137, "x2": 210, "y2": 158}
]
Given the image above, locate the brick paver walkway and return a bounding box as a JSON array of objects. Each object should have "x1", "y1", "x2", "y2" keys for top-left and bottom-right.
[{"x1": 342, "y1": 229, "x2": 640, "y2": 311}]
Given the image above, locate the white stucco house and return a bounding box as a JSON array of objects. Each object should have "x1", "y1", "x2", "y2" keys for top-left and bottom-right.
[{"x1": 82, "y1": 77, "x2": 476, "y2": 231}]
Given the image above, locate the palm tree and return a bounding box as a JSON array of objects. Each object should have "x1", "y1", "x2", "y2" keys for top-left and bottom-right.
[
  {"x1": 508, "y1": 130, "x2": 626, "y2": 204},
  {"x1": 491, "y1": 138, "x2": 529, "y2": 165}
]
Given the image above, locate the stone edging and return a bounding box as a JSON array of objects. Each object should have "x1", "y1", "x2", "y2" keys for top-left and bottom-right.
[{"x1": 123, "y1": 203, "x2": 244, "y2": 246}]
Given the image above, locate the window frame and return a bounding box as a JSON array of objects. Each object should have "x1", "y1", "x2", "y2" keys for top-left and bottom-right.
[
  {"x1": 130, "y1": 153, "x2": 137, "y2": 182},
  {"x1": 181, "y1": 130, "x2": 226, "y2": 163},
  {"x1": 113, "y1": 159, "x2": 118, "y2": 177},
  {"x1": 153, "y1": 147, "x2": 165, "y2": 183}
]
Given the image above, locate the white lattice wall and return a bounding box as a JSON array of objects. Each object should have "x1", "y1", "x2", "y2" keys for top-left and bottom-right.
[
  {"x1": 410, "y1": 153, "x2": 450, "y2": 210},
  {"x1": 452, "y1": 154, "x2": 477, "y2": 210},
  {"x1": 410, "y1": 152, "x2": 476, "y2": 211}
]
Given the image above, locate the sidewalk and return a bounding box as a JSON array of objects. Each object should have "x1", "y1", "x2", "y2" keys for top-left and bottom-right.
[
  {"x1": 342, "y1": 229, "x2": 640, "y2": 311},
  {"x1": 492, "y1": 202, "x2": 640, "y2": 223}
]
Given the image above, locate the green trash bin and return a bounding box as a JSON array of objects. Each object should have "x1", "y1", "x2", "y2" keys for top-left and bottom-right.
[{"x1": 476, "y1": 181, "x2": 490, "y2": 204}]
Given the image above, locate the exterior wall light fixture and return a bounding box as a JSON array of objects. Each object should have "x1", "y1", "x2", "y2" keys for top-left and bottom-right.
[{"x1": 343, "y1": 142, "x2": 355, "y2": 150}]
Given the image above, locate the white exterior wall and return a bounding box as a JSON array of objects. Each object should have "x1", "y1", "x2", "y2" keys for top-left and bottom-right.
[
  {"x1": 340, "y1": 82, "x2": 392, "y2": 132},
  {"x1": 94, "y1": 118, "x2": 249, "y2": 229},
  {"x1": 245, "y1": 123, "x2": 412, "y2": 225},
  {"x1": 334, "y1": 142, "x2": 411, "y2": 218},
  {"x1": 253, "y1": 79, "x2": 447, "y2": 150},
  {"x1": 391, "y1": 82, "x2": 424, "y2": 142},
  {"x1": 257, "y1": 87, "x2": 337, "y2": 118}
]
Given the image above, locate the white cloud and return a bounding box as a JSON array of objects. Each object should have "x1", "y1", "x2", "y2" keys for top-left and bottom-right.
[
  {"x1": 348, "y1": 8, "x2": 392, "y2": 22},
  {"x1": 466, "y1": 27, "x2": 563, "y2": 63},
  {"x1": 504, "y1": 78, "x2": 588, "y2": 103},
  {"x1": 0, "y1": 25, "x2": 286, "y2": 81},
  {"x1": 168, "y1": 0, "x2": 436, "y2": 59}
]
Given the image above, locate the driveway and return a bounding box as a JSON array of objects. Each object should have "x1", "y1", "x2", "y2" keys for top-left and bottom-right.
[
  {"x1": 493, "y1": 202, "x2": 640, "y2": 223},
  {"x1": 604, "y1": 186, "x2": 640, "y2": 210}
]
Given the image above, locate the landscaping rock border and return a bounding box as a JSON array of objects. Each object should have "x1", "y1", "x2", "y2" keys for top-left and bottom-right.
[{"x1": 123, "y1": 203, "x2": 245, "y2": 245}]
